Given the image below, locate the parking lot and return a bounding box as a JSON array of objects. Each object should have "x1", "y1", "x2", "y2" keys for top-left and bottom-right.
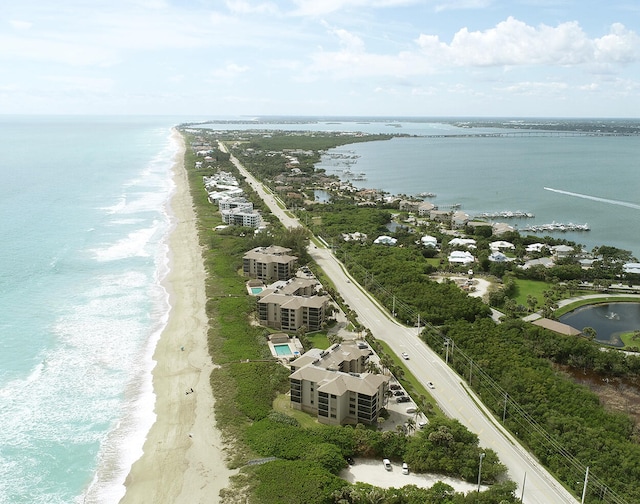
[{"x1": 340, "y1": 458, "x2": 484, "y2": 493}]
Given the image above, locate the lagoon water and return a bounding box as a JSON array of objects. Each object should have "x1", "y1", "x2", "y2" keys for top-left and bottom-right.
[
  {"x1": 205, "y1": 118, "x2": 640, "y2": 258},
  {"x1": 1, "y1": 116, "x2": 638, "y2": 504}
]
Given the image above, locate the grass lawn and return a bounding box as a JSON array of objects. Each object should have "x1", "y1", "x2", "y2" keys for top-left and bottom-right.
[
  {"x1": 512, "y1": 279, "x2": 550, "y2": 307},
  {"x1": 273, "y1": 393, "x2": 320, "y2": 428},
  {"x1": 306, "y1": 332, "x2": 330, "y2": 349},
  {"x1": 620, "y1": 331, "x2": 640, "y2": 350}
]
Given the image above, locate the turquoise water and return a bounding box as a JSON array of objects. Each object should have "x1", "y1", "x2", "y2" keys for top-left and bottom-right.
[
  {"x1": 251, "y1": 287, "x2": 264, "y2": 294},
  {"x1": 0, "y1": 116, "x2": 184, "y2": 504},
  {"x1": 274, "y1": 344, "x2": 293, "y2": 356},
  {"x1": 3, "y1": 116, "x2": 639, "y2": 504}
]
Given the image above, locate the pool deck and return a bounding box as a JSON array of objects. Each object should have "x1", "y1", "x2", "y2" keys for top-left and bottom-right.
[{"x1": 268, "y1": 338, "x2": 304, "y2": 361}]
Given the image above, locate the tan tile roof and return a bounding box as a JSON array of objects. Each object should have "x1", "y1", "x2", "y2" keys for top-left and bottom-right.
[{"x1": 532, "y1": 317, "x2": 582, "y2": 336}]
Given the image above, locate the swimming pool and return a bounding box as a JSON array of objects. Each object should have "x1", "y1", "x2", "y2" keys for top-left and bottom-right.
[
  {"x1": 273, "y1": 343, "x2": 293, "y2": 356},
  {"x1": 251, "y1": 287, "x2": 263, "y2": 294}
]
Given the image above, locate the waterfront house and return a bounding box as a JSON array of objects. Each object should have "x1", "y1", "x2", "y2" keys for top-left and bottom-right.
[
  {"x1": 490, "y1": 240, "x2": 515, "y2": 252},
  {"x1": 552, "y1": 245, "x2": 575, "y2": 259}
]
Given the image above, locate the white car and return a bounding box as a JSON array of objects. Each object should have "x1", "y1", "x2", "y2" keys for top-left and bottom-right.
[
  {"x1": 427, "y1": 381, "x2": 435, "y2": 389},
  {"x1": 402, "y1": 462, "x2": 409, "y2": 475},
  {"x1": 401, "y1": 352, "x2": 409, "y2": 360},
  {"x1": 383, "y1": 458, "x2": 392, "y2": 471}
]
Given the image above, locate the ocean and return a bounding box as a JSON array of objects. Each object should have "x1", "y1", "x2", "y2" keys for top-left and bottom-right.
[
  {"x1": 1, "y1": 116, "x2": 638, "y2": 504},
  {"x1": 0, "y1": 116, "x2": 183, "y2": 504}
]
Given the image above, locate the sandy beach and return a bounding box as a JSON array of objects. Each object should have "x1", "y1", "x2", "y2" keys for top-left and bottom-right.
[{"x1": 119, "y1": 129, "x2": 235, "y2": 504}]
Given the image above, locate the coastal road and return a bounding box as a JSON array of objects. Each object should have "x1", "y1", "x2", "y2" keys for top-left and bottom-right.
[{"x1": 220, "y1": 142, "x2": 578, "y2": 504}]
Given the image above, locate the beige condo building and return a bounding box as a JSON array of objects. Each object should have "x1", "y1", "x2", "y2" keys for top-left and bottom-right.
[{"x1": 289, "y1": 343, "x2": 389, "y2": 426}]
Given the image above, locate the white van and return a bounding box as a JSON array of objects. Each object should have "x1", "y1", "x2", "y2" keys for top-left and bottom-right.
[{"x1": 406, "y1": 407, "x2": 417, "y2": 414}]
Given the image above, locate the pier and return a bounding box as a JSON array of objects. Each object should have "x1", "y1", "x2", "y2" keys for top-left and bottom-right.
[
  {"x1": 521, "y1": 222, "x2": 590, "y2": 232},
  {"x1": 476, "y1": 210, "x2": 534, "y2": 219}
]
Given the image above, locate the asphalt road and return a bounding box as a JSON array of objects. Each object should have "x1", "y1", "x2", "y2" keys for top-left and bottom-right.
[{"x1": 221, "y1": 143, "x2": 579, "y2": 504}]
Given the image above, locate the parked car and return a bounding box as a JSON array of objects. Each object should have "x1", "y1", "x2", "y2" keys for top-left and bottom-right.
[
  {"x1": 401, "y1": 352, "x2": 410, "y2": 360},
  {"x1": 427, "y1": 381, "x2": 435, "y2": 389},
  {"x1": 393, "y1": 390, "x2": 405, "y2": 396},
  {"x1": 418, "y1": 420, "x2": 428, "y2": 429},
  {"x1": 396, "y1": 396, "x2": 410, "y2": 403},
  {"x1": 345, "y1": 456, "x2": 355, "y2": 465},
  {"x1": 383, "y1": 458, "x2": 392, "y2": 471},
  {"x1": 402, "y1": 462, "x2": 409, "y2": 475},
  {"x1": 389, "y1": 383, "x2": 401, "y2": 390}
]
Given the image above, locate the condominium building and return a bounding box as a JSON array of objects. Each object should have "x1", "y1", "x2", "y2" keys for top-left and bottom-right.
[
  {"x1": 243, "y1": 245, "x2": 297, "y2": 282},
  {"x1": 257, "y1": 290, "x2": 329, "y2": 331},
  {"x1": 289, "y1": 343, "x2": 389, "y2": 426}
]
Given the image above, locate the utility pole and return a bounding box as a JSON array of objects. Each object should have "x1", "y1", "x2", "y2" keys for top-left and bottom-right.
[
  {"x1": 503, "y1": 392, "x2": 508, "y2": 422},
  {"x1": 477, "y1": 452, "x2": 485, "y2": 493},
  {"x1": 581, "y1": 466, "x2": 589, "y2": 504}
]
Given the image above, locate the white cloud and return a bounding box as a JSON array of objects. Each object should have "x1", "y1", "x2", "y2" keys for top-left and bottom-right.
[
  {"x1": 225, "y1": 0, "x2": 279, "y2": 15},
  {"x1": 418, "y1": 18, "x2": 640, "y2": 68},
  {"x1": 0, "y1": 34, "x2": 120, "y2": 66},
  {"x1": 44, "y1": 75, "x2": 115, "y2": 93},
  {"x1": 331, "y1": 28, "x2": 366, "y2": 52},
  {"x1": 497, "y1": 81, "x2": 569, "y2": 96},
  {"x1": 434, "y1": 0, "x2": 493, "y2": 13},
  {"x1": 9, "y1": 20, "x2": 32, "y2": 30},
  {"x1": 209, "y1": 63, "x2": 250, "y2": 80},
  {"x1": 306, "y1": 17, "x2": 640, "y2": 82},
  {"x1": 291, "y1": 0, "x2": 418, "y2": 17}
]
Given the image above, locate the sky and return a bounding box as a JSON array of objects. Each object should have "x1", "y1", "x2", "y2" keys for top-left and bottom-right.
[{"x1": 2, "y1": 0, "x2": 640, "y2": 117}]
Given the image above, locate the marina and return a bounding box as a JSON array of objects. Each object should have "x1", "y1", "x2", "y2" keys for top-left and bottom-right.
[
  {"x1": 476, "y1": 210, "x2": 534, "y2": 219},
  {"x1": 520, "y1": 222, "x2": 590, "y2": 232}
]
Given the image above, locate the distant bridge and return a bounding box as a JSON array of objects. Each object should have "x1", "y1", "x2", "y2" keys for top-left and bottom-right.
[{"x1": 424, "y1": 130, "x2": 639, "y2": 138}]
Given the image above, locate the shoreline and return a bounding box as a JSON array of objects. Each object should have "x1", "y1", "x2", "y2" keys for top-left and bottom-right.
[{"x1": 118, "y1": 128, "x2": 235, "y2": 503}]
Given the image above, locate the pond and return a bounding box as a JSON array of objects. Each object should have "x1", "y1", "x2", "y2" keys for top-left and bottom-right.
[
  {"x1": 385, "y1": 221, "x2": 407, "y2": 233},
  {"x1": 313, "y1": 189, "x2": 331, "y2": 203},
  {"x1": 558, "y1": 302, "x2": 640, "y2": 347}
]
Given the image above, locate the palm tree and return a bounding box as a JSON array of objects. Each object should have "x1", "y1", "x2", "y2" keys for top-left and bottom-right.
[
  {"x1": 406, "y1": 417, "x2": 416, "y2": 435},
  {"x1": 582, "y1": 326, "x2": 597, "y2": 341}
]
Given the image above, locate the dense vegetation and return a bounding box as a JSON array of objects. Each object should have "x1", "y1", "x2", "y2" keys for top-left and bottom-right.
[
  {"x1": 184, "y1": 126, "x2": 640, "y2": 503},
  {"x1": 179, "y1": 128, "x2": 518, "y2": 503},
  {"x1": 301, "y1": 208, "x2": 640, "y2": 502}
]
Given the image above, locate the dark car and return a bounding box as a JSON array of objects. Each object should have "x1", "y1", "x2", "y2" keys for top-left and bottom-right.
[
  {"x1": 393, "y1": 390, "x2": 405, "y2": 396},
  {"x1": 389, "y1": 383, "x2": 401, "y2": 390},
  {"x1": 345, "y1": 456, "x2": 355, "y2": 465},
  {"x1": 396, "y1": 396, "x2": 411, "y2": 403}
]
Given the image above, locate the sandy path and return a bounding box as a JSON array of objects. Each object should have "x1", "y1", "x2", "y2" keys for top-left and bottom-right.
[{"x1": 119, "y1": 129, "x2": 235, "y2": 504}]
